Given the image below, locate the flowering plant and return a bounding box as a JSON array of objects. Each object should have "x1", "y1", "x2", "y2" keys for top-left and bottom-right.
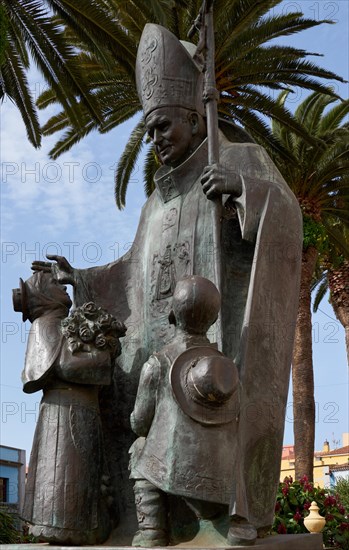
[
  {"x1": 273, "y1": 475, "x2": 349, "y2": 548},
  {"x1": 61, "y1": 302, "x2": 126, "y2": 358}
]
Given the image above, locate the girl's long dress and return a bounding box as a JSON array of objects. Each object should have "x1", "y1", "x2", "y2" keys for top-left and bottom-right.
[{"x1": 23, "y1": 343, "x2": 111, "y2": 545}]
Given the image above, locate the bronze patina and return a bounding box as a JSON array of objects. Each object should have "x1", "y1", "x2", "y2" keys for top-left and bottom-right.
[
  {"x1": 19, "y1": 10, "x2": 302, "y2": 548},
  {"x1": 130, "y1": 276, "x2": 240, "y2": 546},
  {"x1": 13, "y1": 273, "x2": 125, "y2": 545}
]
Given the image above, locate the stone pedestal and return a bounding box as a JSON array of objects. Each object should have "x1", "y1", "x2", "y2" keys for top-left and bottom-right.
[{"x1": 0, "y1": 534, "x2": 323, "y2": 550}]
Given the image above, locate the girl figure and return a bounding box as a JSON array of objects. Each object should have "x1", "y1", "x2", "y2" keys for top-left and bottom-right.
[{"x1": 12, "y1": 272, "x2": 125, "y2": 545}]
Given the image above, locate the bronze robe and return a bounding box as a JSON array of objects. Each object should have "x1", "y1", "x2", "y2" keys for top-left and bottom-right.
[
  {"x1": 129, "y1": 333, "x2": 239, "y2": 505},
  {"x1": 73, "y1": 131, "x2": 302, "y2": 530},
  {"x1": 22, "y1": 311, "x2": 111, "y2": 545}
]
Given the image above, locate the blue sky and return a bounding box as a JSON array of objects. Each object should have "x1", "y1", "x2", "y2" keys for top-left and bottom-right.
[{"x1": 1, "y1": 0, "x2": 348, "y2": 463}]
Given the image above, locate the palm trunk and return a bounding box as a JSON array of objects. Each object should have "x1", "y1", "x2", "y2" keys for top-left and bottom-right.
[
  {"x1": 338, "y1": 311, "x2": 349, "y2": 367},
  {"x1": 333, "y1": 305, "x2": 349, "y2": 367},
  {"x1": 292, "y1": 245, "x2": 318, "y2": 482},
  {"x1": 328, "y1": 260, "x2": 349, "y2": 367}
]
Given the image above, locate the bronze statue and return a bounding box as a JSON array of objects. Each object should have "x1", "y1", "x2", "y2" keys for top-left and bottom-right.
[
  {"x1": 12, "y1": 272, "x2": 126, "y2": 545},
  {"x1": 29, "y1": 17, "x2": 302, "y2": 547},
  {"x1": 130, "y1": 276, "x2": 240, "y2": 547}
]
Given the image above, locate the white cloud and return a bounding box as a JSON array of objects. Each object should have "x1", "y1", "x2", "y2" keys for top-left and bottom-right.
[{"x1": 1, "y1": 94, "x2": 144, "y2": 254}]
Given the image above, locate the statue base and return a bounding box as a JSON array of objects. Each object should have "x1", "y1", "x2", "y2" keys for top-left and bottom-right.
[{"x1": 0, "y1": 534, "x2": 323, "y2": 549}]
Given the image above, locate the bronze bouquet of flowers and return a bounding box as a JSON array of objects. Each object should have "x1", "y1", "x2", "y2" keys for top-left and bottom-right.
[{"x1": 61, "y1": 301, "x2": 126, "y2": 358}]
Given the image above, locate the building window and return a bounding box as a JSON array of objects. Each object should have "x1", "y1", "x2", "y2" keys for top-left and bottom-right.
[{"x1": 0, "y1": 477, "x2": 8, "y2": 502}]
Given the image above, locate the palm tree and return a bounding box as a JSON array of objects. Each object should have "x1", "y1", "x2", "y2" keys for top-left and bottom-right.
[
  {"x1": 268, "y1": 91, "x2": 349, "y2": 480},
  {"x1": 313, "y1": 220, "x2": 349, "y2": 367},
  {"x1": 0, "y1": 0, "x2": 103, "y2": 148},
  {"x1": 33, "y1": 0, "x2": 346, "y2": 207}
]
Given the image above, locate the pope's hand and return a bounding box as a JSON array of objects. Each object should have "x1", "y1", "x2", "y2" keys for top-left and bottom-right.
[
  {"x1": 31, "y1": 254, "x2": 75, "y2": 285},
  {"x1": 201, "y1": 163, "x2": 242, "y2": 199}
]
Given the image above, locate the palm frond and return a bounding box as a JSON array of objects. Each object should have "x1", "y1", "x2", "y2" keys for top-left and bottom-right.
[
  {"x1": 5, "y1": 0, "x2": 104, "y2": 126},
  {"x1": 36, "y1": 88, "x2": 59, "y2": 109},
  {"x1": 46, "y1": 119, "x2": 96, "y2": 159},
  {"x1": 323, "y1": 220, "x2": 349, "y2": 258},
  {"x1": 0, "y1": 4, "x2": 9, "y2": 66},
  {"x1": 312, "y1": 275, "x2": 329, "y2": 312},
  {"x1": 215, "y1": 0, "x2": 281, "y2": 52},
  {"x1": 216, "y1": 12, "x2": 325, "y2": 59},
  {"x1": 319, "y1": 100, "x2": 349, "y2": 134},
  {"x1": 2, "y1": 40, "x2": 41, "y2": 147},
  {"x1": 114, "y1": 118, "x2": 146, "y2": 209},
  {"x1": 99, "y1": 104, "x2": 141, "y2": 134},
  {"x1": 228, "y1": 105, "x2": 298, "y2": 164},
  {"x1": 45, "y1": 0, "x2": 137, "y2": 70},
  {"x1": 143, "y1": 145, "x2": 159, "y2": 197},
  {"x1": 7, "y1": 14, "x2": 29, "y2": 67},
  {"x1": 3, "y1": 0, "x2": 348, "y2": 207},
  {"x1": 230, "y1": 87, "x2": 321, "y2": 148},
  {"x1": 146, "y1": 0, "x2": 176, "y2": 28},
  {"x1": 303, "y1": 93, "x2": 338, "y2": 136}
]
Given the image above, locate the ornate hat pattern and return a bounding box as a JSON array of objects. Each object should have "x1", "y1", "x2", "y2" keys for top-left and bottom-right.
[{"x1": 136, "y1": 23, "x2": 205, "y2": 118}]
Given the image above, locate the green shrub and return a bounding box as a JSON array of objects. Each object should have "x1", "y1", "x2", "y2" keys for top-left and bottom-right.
[
  {"x1": 0, "y1": 508, "x2": 39, "y2": 544},
  {"x1": 273, "y1": 476, "x2": 349, "y2": 549},
  {"x1": 0, "y1": 507, "x2": 18, "y2": 544},
  {"x1": 335, "y1": 477, "x2": 349, "y2": 513}
]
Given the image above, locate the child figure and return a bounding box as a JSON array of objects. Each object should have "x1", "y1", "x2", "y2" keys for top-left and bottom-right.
[
  {"x1": 13, "y1": 272, "x2": 125, "y2": 545},
  {"x1": 129, "y1": 275, "x2": 241, "y2": 547}
]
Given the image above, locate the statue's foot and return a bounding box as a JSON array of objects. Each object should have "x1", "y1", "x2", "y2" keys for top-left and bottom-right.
[
  {"x1": 132, "y1": 529, "x2": 168, "y2": 547},
  {"x1": 227, "y1": 517, "x2": 257, "y2": 546}
]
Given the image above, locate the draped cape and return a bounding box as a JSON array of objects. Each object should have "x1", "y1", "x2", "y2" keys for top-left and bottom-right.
[{"x1": 21, "y1": 312, "x2": 63, "y2": 393}]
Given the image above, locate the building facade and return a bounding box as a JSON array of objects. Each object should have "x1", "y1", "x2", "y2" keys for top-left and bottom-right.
[
  {"x1": 0, "y1": 445, "x2": 26, "y2": 516},
  {"x1": 280, "y1": 433, "x2": 349, "y2": 488}
]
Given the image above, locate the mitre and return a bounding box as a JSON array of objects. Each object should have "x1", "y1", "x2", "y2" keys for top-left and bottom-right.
[{"x1": 136, "y1": 23, "x2": 205, "y2": 118}]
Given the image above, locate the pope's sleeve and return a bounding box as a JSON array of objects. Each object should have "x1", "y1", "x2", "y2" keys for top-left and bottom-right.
[
  {"x1": 130, "y1": 355, "x2": 160, "y2": 437},
  {"x1": 221, "y1": 142, "x2": 284, "y2": 243}
]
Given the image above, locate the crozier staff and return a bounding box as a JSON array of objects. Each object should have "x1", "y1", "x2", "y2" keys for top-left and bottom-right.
[{"x1": 189, "y1": 0, "x2": 223, "y2": 347}]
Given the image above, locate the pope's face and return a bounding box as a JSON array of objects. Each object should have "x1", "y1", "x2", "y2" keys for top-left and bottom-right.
[{"x1": 146, "y1": 107, "x2": 197, "y2": 167}]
